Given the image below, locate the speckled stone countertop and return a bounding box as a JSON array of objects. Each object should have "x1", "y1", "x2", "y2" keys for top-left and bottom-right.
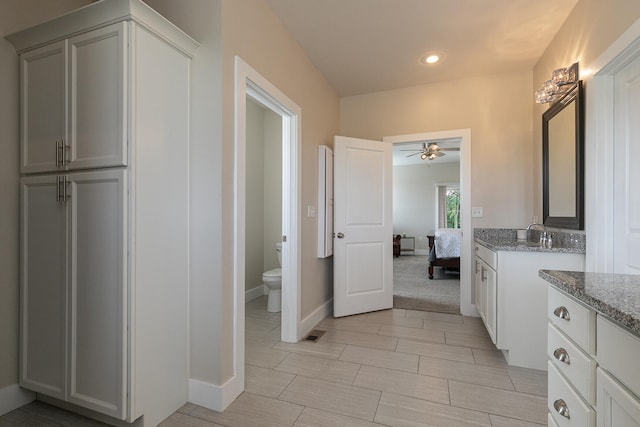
[
  {"x1": 539, "y1": 270, "x2": 640, "y2": 336},
  {"x1": 474, "y1": 228, "x2": 586, "y2": 254}
]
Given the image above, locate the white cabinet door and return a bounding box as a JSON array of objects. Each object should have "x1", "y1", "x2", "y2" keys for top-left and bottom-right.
[
  {"x1": 67, "y1": 170, "x2": 127, "y2": 419},
  {"x1": 20, "y1": 41, "x2": 67, "y2": 173},
  {"x1": 598, "y1": 368, "x2": 640, "y2": 427},
  {"x1": 20, "y1": 175, "x2": 67, "y2": 398},
  {"x1": 68, "y1": 23, "x2": 127, "y2": 171},
  {"x1": 484, "y1": 262, "x2": 497, "y2": 344}
]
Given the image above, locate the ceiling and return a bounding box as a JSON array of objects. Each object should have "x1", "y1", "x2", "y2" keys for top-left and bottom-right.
[{"x1": 264, "y1": 0, "x2": 579, "y2": 97}]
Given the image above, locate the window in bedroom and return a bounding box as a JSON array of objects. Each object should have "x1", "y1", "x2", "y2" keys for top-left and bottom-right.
[{"x1": 446, "y1": 187, "x2": 461, "y2": 228}]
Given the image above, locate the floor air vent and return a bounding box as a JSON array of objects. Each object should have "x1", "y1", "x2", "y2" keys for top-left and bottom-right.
[{"x1": 304, "y1": 330, "x2": 326, "y2": 342}]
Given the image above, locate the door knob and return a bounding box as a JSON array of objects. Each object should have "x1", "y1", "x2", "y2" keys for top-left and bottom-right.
[{"x1": 336, "y1": 232, "x2": 344, "y2": 239}]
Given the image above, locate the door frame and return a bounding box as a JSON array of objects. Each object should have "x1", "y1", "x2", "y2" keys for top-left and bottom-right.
[
  {"x1": 383, "y1": 129, "x2": 474, "y2": 316},
  {"x1": 234, "y1": 56, "x2": 302, "y2": 380},
  {"x1": 586, "y1": 18, "x2": 640, "y2": 272}
]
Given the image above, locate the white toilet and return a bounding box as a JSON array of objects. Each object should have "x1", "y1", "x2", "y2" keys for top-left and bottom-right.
[{"x1": 262, "y1": 242, "x2": 282, "y2": 313}]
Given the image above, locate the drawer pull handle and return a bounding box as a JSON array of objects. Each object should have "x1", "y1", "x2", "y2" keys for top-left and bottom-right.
[
  {"x1": 553, "y1": 306, "x2": 570, "y2": 321},
  {"x1": 553, "y1": 399, "x2": 570, "y2": 419},
  {"x1": 553, "y1": 348, "x2": 570, "y2": 364}
]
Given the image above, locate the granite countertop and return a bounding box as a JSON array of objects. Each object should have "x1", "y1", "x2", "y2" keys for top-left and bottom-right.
[
  {"x1": 539, "y1": 270, "x2": 640, "y2": 336},
  {"x1": 474, "y1": 228, "x2": 586, "y2": 254}
]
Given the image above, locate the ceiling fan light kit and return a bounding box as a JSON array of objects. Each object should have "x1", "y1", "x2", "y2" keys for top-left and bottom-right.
[{"x1": 400, "y1": 141, "x2": 457, "y2": 161}]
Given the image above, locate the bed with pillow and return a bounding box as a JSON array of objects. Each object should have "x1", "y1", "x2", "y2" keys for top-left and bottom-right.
[{"x1": 427, "y1": 229, "x2": 461, "y2": 279}]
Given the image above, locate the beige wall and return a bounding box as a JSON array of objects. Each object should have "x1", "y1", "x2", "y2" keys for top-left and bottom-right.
[
  {"x1": 341, "y1": 71, "x2": 535, "y2": 229},
  {"x1": 533, "y1": 0, "x2": 640, "y2": 219},
  {"x1": 0, "y1": 0, "x2": 91, "y2": 392},
  {"x1": 145, "y1": 0, "x2": 340, "y2": 389},
  {"x1": 393, "y1": 163, "x2": 460, "y2": 252}
]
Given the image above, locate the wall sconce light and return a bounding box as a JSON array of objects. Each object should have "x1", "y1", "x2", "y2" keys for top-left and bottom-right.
[{"x1": 535, "y1": 62, "x2": 579, "y2": 104}]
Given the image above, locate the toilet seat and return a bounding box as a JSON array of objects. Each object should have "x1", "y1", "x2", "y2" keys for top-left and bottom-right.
[{"x1": 262, "y1": 268, "x2": 281, "y2": 282}]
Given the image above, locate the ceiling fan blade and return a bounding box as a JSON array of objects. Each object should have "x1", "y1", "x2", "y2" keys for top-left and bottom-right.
[
  {"x1": 399, "y1": 149, "x2": 420, "y2": 152},
  {"x1": 438, "y1": 147, "x2": 460, "y2": 151},
  {"x1": 405, "y1": 152, "x2": 421, "y2": 158}
]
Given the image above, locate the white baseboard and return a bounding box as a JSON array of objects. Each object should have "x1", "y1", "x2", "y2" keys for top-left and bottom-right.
[
  {"x1": 188, "y1": 375, "x2": 242, "y2": 413},
  {"x1": 299, "y1": 298, "x2": 333, "y2": 341},
  {"x1": 245, "y1": 285, "x2": 265, "y2": 303},
  {"x1": 0, "y1": 383, "x2": 35, "y2": 416}
]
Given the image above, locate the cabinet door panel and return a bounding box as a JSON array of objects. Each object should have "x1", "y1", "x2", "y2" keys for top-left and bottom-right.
[
  {"x1": 20, "y1": 176, "x2": 66, "y2": 398},
  {"x1": 483, "y1": 262, "x2": 497, "y2": 344},
  {"x1": 21, "y1": 41, "x2": 66, "y2": 173},
  {"x1": 598, "y1": 368, "x2": 640, "y2": 427},
  {"x1": 67, "y1": 170, "x2": 127, "y2": 419},
  {"x1": 68, "y1": 23, "x2": 127, "y2": 170}
]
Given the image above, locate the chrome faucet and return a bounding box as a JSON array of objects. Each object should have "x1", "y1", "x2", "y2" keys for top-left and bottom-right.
[{"x1": 526, "y1": 223, "x2": 549, "y2": 247}]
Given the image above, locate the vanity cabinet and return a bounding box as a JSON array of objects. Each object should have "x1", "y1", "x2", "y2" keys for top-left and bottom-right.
[
  {"x1": 547, "y1": 287, "x2": 596, "y2": 426},
  {"x1": 473, "y1": 241, "x2": 584, "y2": 370},
  {"x1": 547, "y1": 286, "x2": 640, "y2": 426},
  {"x1": 19, "y1": 23, "x2": 127, "y2": 174},
  {"x1": 8, "y1": 1, "x2": 198, "y2": 425}
]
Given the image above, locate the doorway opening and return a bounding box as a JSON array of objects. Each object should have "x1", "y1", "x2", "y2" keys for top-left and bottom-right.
[
  {"x1": 234, "y1": 56, "x2": 302, "y2": 397},
  {"x1": 383, "y1": 129, "x2": 474, "y2": 316}
]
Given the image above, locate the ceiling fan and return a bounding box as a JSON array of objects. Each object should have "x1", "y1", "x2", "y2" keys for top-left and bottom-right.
[{"x1": 400, "y1": 142, "x2": 460, "y2": 160}]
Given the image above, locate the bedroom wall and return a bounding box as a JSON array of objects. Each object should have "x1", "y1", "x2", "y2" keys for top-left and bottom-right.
[{"x1": 393, "y1": 162, "x2": 460, "y2": 253}]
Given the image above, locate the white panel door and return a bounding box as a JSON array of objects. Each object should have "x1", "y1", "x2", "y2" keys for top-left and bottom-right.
[
  {"x1": 333, "y1": 136, "x2": 392, "y2": 317},
  {"x1": 20, "y1": 175, "x2": 67, "y2": 398},
  {"x1": 68, "y1": 23, "x2": 127, "y2": 170},
  {"x1": 20, "y1": 41, "x2": 66, "y2": 173},
  {"x1": 67, "y1": 170, "x2": 127, "y2": 419},
  {"x1": 614, "y1": 53, "x2": 640, "y2": 273}
]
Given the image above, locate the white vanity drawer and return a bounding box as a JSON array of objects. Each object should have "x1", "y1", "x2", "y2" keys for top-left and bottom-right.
[
  {"x1": 597, "y1": 316, "x2": 640, "y2": 398},
  {"x1": 548, "y1": 323, "x2": 596, "y2": 404},
  {"x1": 548, "y1": 362, "x2": 596, "y2": 427},
  {"x1": 548, "y1": 287, "x2": 596, "y2": 355},
  {"x1": 475, "y1": 243, "x2": 496, "y2": 269}
]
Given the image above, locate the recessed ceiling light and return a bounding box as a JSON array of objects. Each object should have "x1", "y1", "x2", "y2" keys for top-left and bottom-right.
[{"x1": 423, "y1": 55, "x2": 440, "y2": 64}]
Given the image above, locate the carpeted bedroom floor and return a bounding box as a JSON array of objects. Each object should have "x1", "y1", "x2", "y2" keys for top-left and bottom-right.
[{"x1": 393, "y1": 255, "x2": 460, "y2": 314}]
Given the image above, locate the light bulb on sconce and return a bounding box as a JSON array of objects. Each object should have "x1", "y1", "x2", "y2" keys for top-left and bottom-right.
[{"x1": 535, "y1": 62, "x2": 579, "y2": 104}]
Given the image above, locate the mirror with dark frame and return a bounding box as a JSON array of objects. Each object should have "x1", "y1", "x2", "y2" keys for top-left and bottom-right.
[{"x1": 542, "y1": 80, "x2": 584, "y2": 230}]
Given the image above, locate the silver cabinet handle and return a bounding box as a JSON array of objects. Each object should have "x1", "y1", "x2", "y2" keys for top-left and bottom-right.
[
  {"x1": 62, "y1": 141, "x2": 69, "y2": 166},
  {"x1": 336, "y1": 232, "x2": 344, "y2": 239},
  {"x1": 56, "y1": 176, "x2": 62, "y2": 203},
  {"x1": 553, "y1": 348, "x2": 570, "y2": 365},
  {"x1": 475, "y1": 260, "x2": 480, "y2": 274},
  {"x1": 55, "y1": 140, "x2": 61, "y2": 167},
  {"x1": 63, "y1": 176, "x2": 70, "y2": 201},
  {"x1": 553, "y1": 399, "x2": 570, "y2": 419},
  {"x1": 481, "y1": 265, "x2": 487, "y2": 282},
  {"x1": 553, "y1": 306, "x2": 570, "y2": 320}
]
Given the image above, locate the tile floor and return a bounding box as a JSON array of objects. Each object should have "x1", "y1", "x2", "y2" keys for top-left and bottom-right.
[{"x1": 1, "y1": 296, "x2": 548, "y2": 426}]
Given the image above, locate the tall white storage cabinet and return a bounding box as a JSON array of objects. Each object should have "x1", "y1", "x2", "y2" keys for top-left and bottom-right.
[{"x1": 7, "y1": 1, "x2": 198, "y2": 425}]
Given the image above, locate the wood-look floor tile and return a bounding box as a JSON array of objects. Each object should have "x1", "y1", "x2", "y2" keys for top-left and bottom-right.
[
  {"x1": 449, "y1": 380, "x2": 547, "y2": 424},
  {"x1": 353, "y1": 365, "x2": 449, "y2": 404},
  {"x1": 375, "y1": 392, "x2": 492, "y2": 426},
  {"x1": 275, "y1": 353, "x2": 361, "y2": 384},
  {"x1": 396, "y1": 338, "x2": 475, "y2": 363},
  {"x1": 245, "y1": 364, "x2": 296, "y2": 398},
  {"x1": 371, "y1": 315, "x2": 424, "y2": 329},
  {"x1": 279, "y1": 376, "x2": 381, "y2": 421},
  {"x1": 177, "y1": 402, "x2": 198, "y2": 414},
  {"x1": 423, "y1": 319, "x2": 491, "y2": 337},
  {"x1": 445, "y1": 331, "x2": 496, "y2": 349},
  {"x1": 293, "y1": 407, "x2": 386, "y2": 427},
  {"x1": 489, "y1": 414, "x2": 546, "y2": 427},
  {"x1": 190, "y1": 393, "x2": 303, "y2": 427},
  {"x1": 507, "y1": 367, "x2": 548, "y2": 396},
  {"x1": 324, "y1": 329, "x2": 398, "y2": 350},
  {"x1": 11, "y1": 401, "x2": 108, "y2": 426},
  {"x1": 362, "y1": 309, "x2": 406, "y2": 323},
  {"x1": 158, "y1": 412, "x2": 223, "y2": 427},
  {"x1": 318, "y1": 317, "x2": 382, "y2": 335},
  {"x1": 245, "y1": 345, "x2": 289, "y2": 368},
  {"x1": 418, "y1": 356, "x2": 514, "y2": 390},
  {"x1": 378, "y1": 324, "x2": 445, "y2": 343},
  {"x1": 405, "y1": 310, "x2": 464, "y2": 323},
  {"x1": 273, "y1": 340, "x2": 346, "y2": 359},
  {"x1": 471, "y1": 348, "x2": 508, "y2": 367},
  {"x1": 339, "y1": 345, "x2": 419, "y2": 373}
]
